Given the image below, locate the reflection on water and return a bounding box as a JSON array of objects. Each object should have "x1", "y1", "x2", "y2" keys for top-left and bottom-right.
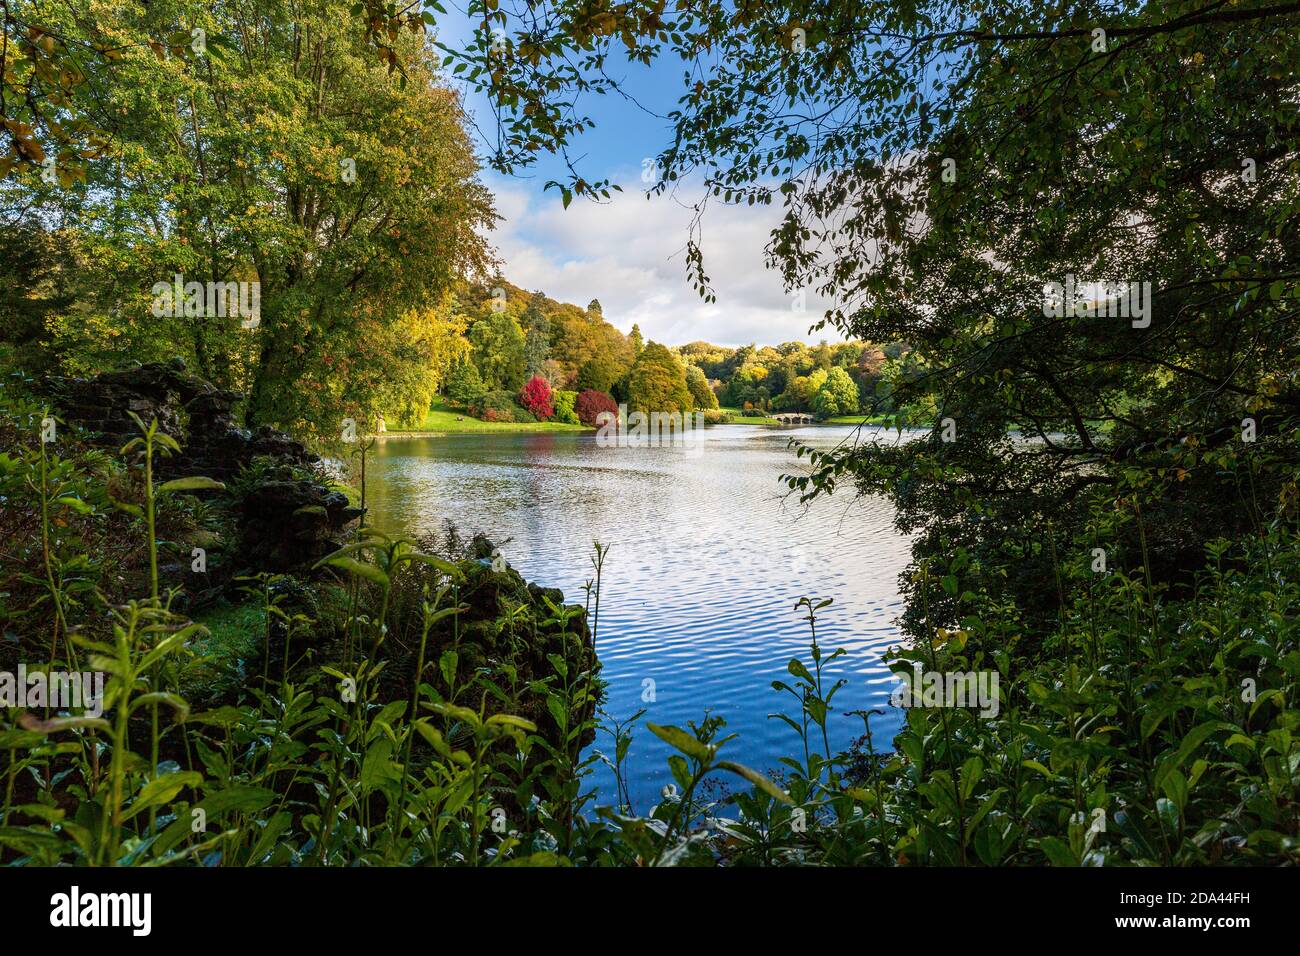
[{"x1": 367, "y1": 423, "x2": 914, "y2": 809}]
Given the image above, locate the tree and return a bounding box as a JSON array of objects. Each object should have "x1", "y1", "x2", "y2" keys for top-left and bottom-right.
[
  {"x1": 813, "y1": 367, "x2": 859, "y2": 418},
  {"x1": 0, "y1": 225, "x2": 82, "y2": 374},
  {"x1": 8, "y1": 0, "x2": 494, "y2": 436},
  {"x1": 627, "y1": 341, "x2": 693, "y2": 415},
  {"x1": 365, "y1": 301, "x2": 471, "y2": 427},
  {"x1": 524, "y1": 325, "x2": 550, "y2": 379},
  {"x1": 858, "y1": 346, "x2": 887, "y2": 376},
  {"x1": 0, "y1": 5, "x2": 113, "y2": 186},
  {"x1": 714, "y1": 2, "x2": 1300, "y2": 640},
  {"x1": 523, "y1": 294, "x2": 549, "y2": 333},
  {"x1": 685, "y1": 364, "x2": 718, "y2": 410},
  {"x1": 575, "y1": 357, "x2": 617, "y2": 393},
  {"x1": 553, "y1": 389, "x2": 579, "y2": 424},
  {"x1": 491, "y1": 282, "x2": 635, "y2": 383},
  {"x1": 587, "y1": 299, "x2": 602, "y2": 314},
  {"x1": 679, "y1": 341, "x2": 731, "y2": 379},
  {"x1": 521, "y1": 291, "x2": 552, "y2": 379},
  {"x1": 726, "y1": 362, "x2": 770, "y2": 409},
  {"x1": 468, "y1": 311, "x2": 526, "y2": 391},
  {"x1": 540, "y1": 358, "x2": 566, "y2": 387},
  {"x1": 576, "y1": 389, "x2": 618, "y2": 427},
  {"x1": 518, "y1": 374, "x2": 554, "y2": 420},
  {"x1": 774, "y1": 367, "x2": 827, "y2": 412},
  {"x1": 446, "y1": 357, "x2": 484, "y2": 405},
  {"x1": 629, "y1": 323, "x2": 644, "y2": 357},
  {"x1": 610, "y1": 371, "x2": 631, "y2": 405}
]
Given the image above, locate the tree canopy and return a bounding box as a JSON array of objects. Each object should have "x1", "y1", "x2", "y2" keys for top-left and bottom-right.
[
  {"x1": 627, "y1": 341, "x2": 693, "y2": 416},
  {"x1": 3, "y1": 0, "x2": 494, "y2": 432}
]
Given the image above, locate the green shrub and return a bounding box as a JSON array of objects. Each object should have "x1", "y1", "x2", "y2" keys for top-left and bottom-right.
[
  {"x1": 554, "y1": 390, "x2": 579, "y2": 424},
  {"x1": 471, "y1": 389, "x2": 520, "y2": 422}
]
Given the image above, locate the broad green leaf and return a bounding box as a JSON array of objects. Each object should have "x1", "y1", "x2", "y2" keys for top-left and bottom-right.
[
  {"x1": 716, "y1": 760, "x2": 792, "y2": 804},
  {"x1": 321, "y1": 556, "x2": 389, "y2": 587},
  {"x1": 199, "y1": 786, "x2": 277, "y2": 816},
  {"x1": 55, "y1": 495, "x2": 94, "y2": 514},
  {"x1": 124, "y1": 771, "x2": 203, "y2": 821},
  {"x1": 157, "y1": 476, "x2": 226, "y2": 494},
  {"x1": 647, "y1": 722, "x2": 714, "y2": 762},
  {"x1": 403, "y1": 551, "x2": 463, "y2": 578},
  {"x1": 1038, "y1": 836, "x2": 1078, "y2": 867},
  {"x1": 486, "y1": 713, "x2": 538, "y2": 732}
]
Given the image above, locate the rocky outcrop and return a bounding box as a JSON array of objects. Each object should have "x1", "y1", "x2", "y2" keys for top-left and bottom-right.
[
  {"x1": 43, "y1": 358, "x2": 362, "y2": 575},
  {"x1": 399, "y1": 534, "x2": 598, "y2": 747},
  {"x1": 237, "y1": 472, "x2": 364, "y2": 573},
  {"x1": 45, "y1": 357, "x2": 318, "y2": 480},
  {"x1": 457, "y1": 534, "x2": 578, "y2": 656}
]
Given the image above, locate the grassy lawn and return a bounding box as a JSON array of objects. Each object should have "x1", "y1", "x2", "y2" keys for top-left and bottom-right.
[
  {"x1": 717, "y1": 405, "x2": 780, "y2": 425},
  {"x1": 395, "y1": 399, "x2": 590, "y2": 435},
  {"x1": 185, "y1": 598, "x2": 265, "y2": 698},
  {"x1": 394, "y1": 402, "x2": 897, "y2": 433},
  {"x1": 823, "y1": 414, "x2": 893, "y2": 426}
]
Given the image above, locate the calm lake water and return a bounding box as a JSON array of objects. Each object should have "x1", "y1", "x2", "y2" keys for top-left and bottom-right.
[{"x1": 367, "y1": 423, "x2": 913, "y2": 810}]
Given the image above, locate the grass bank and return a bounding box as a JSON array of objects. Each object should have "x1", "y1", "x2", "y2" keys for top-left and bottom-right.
[
  {"x1": 717, "y1": 405, "x2": 780, "y2": 425},
  {"x1": 822, "y1": 414, "x2": 894, "y2": 426},
  {"x1": 389, "y1": 399, "x2": 592, "y2": 436}
]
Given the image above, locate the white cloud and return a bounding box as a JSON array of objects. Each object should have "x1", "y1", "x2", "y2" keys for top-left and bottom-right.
[{"x1": 484, "y1": 170, "x2": 846, "y2": 348}]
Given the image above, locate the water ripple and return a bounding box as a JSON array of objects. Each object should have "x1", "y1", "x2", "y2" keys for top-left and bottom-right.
[{"x1": 370, "y1": 424, "x2": 914, "y2": 808}]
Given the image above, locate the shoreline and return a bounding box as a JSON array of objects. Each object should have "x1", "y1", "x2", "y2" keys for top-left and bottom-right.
[
  {"x1": 379, "y1": 417, "x2": 892, "y2": 439},
  {"x1": 376, "y1": 400, "x2": 897, "y2": 440},
  {"x1": 378, "y1": 426, "x2": 593, "y2": 439}
]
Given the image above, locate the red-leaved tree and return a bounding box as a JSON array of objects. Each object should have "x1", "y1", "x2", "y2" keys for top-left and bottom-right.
[
  {"x1": 518, "y1": 375, "x2": 554, "y2": 420},
  {"x1": 576, "y1": 389, "x2": 619, "y2": 427}
]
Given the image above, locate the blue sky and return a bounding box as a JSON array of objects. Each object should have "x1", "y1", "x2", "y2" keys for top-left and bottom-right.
[{"x1": 434, "y1": 13, "x2": 843, "y2": 347}]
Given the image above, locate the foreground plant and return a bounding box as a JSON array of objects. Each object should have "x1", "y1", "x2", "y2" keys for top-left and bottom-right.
[{"x1": 0, "y1": 400, "x2": 1295, "y2": 867}]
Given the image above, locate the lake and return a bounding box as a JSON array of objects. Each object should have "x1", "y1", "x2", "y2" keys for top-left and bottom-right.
[{"x1": 367, "y1": 423, "x2": 914, "y2": 810}]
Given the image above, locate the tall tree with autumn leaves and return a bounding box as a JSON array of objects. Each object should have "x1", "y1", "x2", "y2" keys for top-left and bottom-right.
[{"x1": 2, "y1": 0, "x2": 493, "y2": 434}]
